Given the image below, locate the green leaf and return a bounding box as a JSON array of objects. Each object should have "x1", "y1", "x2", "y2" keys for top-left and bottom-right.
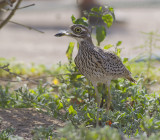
[
  {"x1": 68, "y1": 105, "x2": 77, "y2": 115},
  {"x1": 105, "y1": 6, "x2": 115, "y2": 21},
  {"x1": 134, "y1": 129, "x2": 139, "y2": 136},
  {"x1": 126, "y1": 65, "x2": 131, "y2": 71},
  {"x1": 116, "y1": 41, "x2": 122, "y2": 46},
  {"x1": 87, "y1": 113, "x2": 91, "y2": 119},
  {"x1": 109, "y1": 7, "x2": 114, "y2": 12},
  {"x1": 58, "y1": 102, "x2": 63, "y2": 110},
  {"x1": 115, "y1": 48, "x2": 121, "y2": 57},
  {"x1": 137, "y1": 113, "x2": 143, "y2": 119},
  {"x1": 123, "y1": 58, "x2": 128, "y2": 63},
  {"x1": 81, "y1": 17, "x2": 87, "y2": 21},
  {"x1": 96, "y1": 26, "x2": 106, "y2": 46},
  {"x1": 102, "y1": 14, "x2": 113, "y2": 28},
  {"x1": 89, "y1": 13, "x2": 99, "y2": 17},
  {"x1": 91, "y1": 7, "x2": 99, "y2": 13},
  {"x1": 84, "y1": 105, "x2": 87, "y2": 111},
  {"x1": 71, "y1": 15, "x2": 76, "y2": 24},
  {"x1": 75, "y1": 18, "x2": 88, "y2": 26},
  {"x1": 71, "y1": 15, "x2": 88, "y2": 26},
  {"x1": 104, "y1": 44, "x2": 113, "y2": 50},
  {"x1": 66, "y1": 42, "x2": 75, "y2": 61},
  {"x1": 91, "y1": 6, "x2": 103, "y2": 13},
  {"x1": 99, "y1": 6, "x2": 103, "y2": 12}
]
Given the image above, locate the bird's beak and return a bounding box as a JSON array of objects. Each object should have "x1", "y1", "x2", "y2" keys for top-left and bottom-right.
[{"x1": 55, "y1": 30, "x2": 71, "y2": 37}]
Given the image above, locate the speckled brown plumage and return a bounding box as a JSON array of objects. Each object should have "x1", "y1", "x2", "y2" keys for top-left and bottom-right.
[
  {"x1": 55, "y1": 24, "x2": 135, "y2": 126},
  {"x1": 75, "y1": 41, "x2": 135, "y2": 84}
]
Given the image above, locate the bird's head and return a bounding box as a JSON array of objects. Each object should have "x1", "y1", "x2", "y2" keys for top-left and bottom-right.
[{"x1": 55, "y1": 24, "x2": 91, "y2": 42}]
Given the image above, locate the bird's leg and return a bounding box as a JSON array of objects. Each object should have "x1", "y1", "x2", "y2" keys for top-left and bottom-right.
[
  {"x1": 100, "y1": 84, "x2": 106, "y2": 108},
  {"x1": 93, "y1": 84, "x2": 101, "y2": 127},
  {"x1": 106, "y1": 81, "x2": 111, "y2": 113}
]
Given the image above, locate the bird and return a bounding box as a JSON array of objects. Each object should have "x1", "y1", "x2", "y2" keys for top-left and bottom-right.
[{"x1": 55, "y1": 24, "x2": 136, "y2": 126}]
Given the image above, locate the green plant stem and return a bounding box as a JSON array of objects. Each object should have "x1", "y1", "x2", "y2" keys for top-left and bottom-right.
[{"x1": 147, "y1": 33, "x2": 153, "y2": 78}]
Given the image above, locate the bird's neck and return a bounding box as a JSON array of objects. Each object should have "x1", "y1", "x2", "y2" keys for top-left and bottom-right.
[{"x1": 78, "y1": 38, "x2": 94, "y2": 50}]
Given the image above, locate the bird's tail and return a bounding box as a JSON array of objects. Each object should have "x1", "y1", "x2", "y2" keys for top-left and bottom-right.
[{"x1": 126, "y1": 76, "x2": 136, "y2": 83}]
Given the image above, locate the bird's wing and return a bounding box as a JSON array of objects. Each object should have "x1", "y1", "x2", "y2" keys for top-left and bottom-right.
[{"x1": 93, "y1": 47, "x2": 130, "y2": 75}]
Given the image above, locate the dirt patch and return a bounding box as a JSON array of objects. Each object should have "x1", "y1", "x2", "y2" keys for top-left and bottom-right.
[{"x1": 0, "y1": 108, "x2": 65, "y2": 139}]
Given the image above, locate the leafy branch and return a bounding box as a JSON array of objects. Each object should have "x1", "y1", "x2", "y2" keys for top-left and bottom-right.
[{"x1": 71, "y1": 6, "x2": 115, "y2": 46}]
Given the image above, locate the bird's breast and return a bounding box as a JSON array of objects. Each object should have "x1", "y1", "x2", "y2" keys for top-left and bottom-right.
[{"x1": 74, "y1": 51, "x2": 106, "y2": 81}]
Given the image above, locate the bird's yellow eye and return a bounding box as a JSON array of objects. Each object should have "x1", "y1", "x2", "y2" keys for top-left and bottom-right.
[{"x1": 74, "y1": 27, "x2": 82, "y2": 33}]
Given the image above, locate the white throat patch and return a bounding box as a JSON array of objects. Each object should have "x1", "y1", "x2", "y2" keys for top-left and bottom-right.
[{"x1": 75, "y1": 38, "x2": 84, "y2": 43}]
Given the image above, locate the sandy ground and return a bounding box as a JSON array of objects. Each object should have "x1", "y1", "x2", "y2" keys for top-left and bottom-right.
[
  {"x1": 0, "y1": 108, "x2": 64, "y2": 139},
  {"x1": 0, "y1": 0, "x2": 160, "y2": 65}
]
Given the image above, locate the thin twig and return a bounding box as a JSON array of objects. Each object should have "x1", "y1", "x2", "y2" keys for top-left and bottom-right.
[
  {"x1": 0, "y1": 64, "x2": 38, "y2": 84},
  {"x1": 0, "y1": 64, "x2": 80, "y2": 83},
  {"x1": 0, "y1": 78, "x2": 24, "y2": 82},
  {"x1": 8, "y1": 20, "x2": 44, "y2": 33},
  {"x1": 0, "y1": 0, "x2": 22, "y2": 29},
  {"x1": 4, "y1": 3, "x2": 35, "y2": 11},
  {"x1": 17, "y1": 3, "x2": 35, "y2": 10},
  {"x1": 29, "y1": 72, "x2": 80, "y2": 80},
  {"x1": 0, "y1": 19, "x2": 44, "y2": 33}
]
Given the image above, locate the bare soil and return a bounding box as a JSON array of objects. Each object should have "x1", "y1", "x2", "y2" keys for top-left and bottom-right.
[{"x1": 0, "y1": 108, "x2": 64, "y2": 139}]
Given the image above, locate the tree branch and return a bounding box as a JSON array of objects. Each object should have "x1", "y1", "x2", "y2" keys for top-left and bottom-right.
[{"x1": 0, "y1": 0, "x2": 22, "y2": 29}]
